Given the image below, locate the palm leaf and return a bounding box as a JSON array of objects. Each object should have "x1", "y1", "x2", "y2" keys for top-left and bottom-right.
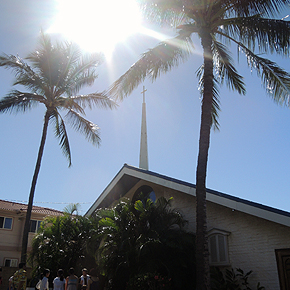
[
  {"x1": 212, "y1": 40, "x2": 246, "y2": 94},
  {"x1": 245, "y1": 50, "x2": 290, "y2": 105},
  {"x1": 222, "y1": 0, "x2": 290, "y2": 17},
  {"x1": 51, "y1": 110, "x2": 72, "y2": 166},
  {"x1": 70, "y1": 93, "x2": 118, "y2": 110},
  {"x1": 63, "y1": 203, "x2": 81, "y2": 215},
  {"x1": 220, "y1": 32, "x2": 290, "y2": 105},
  {"x1": 196, "y1": 65, "x2": 221, "y2": 130},
  {"x1": 220, "y1": 16, "x2": 290, "y2": 55},
  {"x1": 0, "y1": 91, "x2": 43, "y2": 113},
  {"x1": 65, "y1": 109, "x2": 101, "y2": 146},
  {"x1": 0, "y1": 54, "x2": 46, "y2": 94},
  {"x1": 138, "y1": 0, "x2": 186, "y2": 27},
  {"x1": 109, "y1": 31, "x2": 193, "y2": 100},
  {"x1": 64, "y1": 52, "x2": 104, "y2": 96},
  {"x1": 64, "y1": 70, "x2": 99, "y2": 96}
]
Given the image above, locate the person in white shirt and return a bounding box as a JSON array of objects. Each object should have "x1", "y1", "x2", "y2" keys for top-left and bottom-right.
[
  {"x1": 53, "y1": 269, "x2": 65, "y2": 290},
  {"x1": 40, "y1": 270, "x2": 50, "y2": 290},
  {"x1": 80, "y1": 269, "x2": 90, "y2": 287}
]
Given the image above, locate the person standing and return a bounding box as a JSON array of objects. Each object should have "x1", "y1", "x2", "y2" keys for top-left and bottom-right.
[
  {"x1": 87, "y1": 269, "x2": 99, "y2": 290},
  {"x1": 53, "y1": 269, "x2": 65, "y2": 290},
  {"x1": 12, "y1": 263, "x2": 27, "y2": 290},
  {"x1": 9, "y1": 276, "x2": 14, "y2": 290},
  {"x1": 40, "y1": 269, "x2": 50, "y2": 290},
  {"x1": 79, "y1": 269, "x2": 89, "y2": 288},
  {"x1": 65, "y1": 268, "x2": 78, "y2": 290}
]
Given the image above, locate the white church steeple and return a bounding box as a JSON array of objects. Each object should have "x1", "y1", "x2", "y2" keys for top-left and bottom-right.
[{"x1": 139, "y1": 86, "x2": 149, "y2": 170}]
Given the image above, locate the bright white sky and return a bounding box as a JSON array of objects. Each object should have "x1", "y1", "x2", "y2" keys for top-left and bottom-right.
[{"x1": 0, "y1": 0, "x2": 290, "y2": 215}]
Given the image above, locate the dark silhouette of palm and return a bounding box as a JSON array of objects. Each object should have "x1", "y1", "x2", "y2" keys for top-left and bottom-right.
[
  {"x1": 96, "y1": 197, "x2": 195, "y2": 290},
  {"x1": 0, "y1": 33, "x2": 117, "y2": 263},
  {"x1": 108, "y1": 1, "x2": 290, "y2": 289}
]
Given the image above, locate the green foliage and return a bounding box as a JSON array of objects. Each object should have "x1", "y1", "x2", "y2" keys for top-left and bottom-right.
[
  {"x1": 30, "y1": 209, "x2": 99, "y2": 276},
  {"x1": 94, "y1": 197, "x2": 196, "y2": 290},
  {"x1": 127, "y1": 273, "x2": 172, "y2": 290},
  {"x1": 210, "y1": 267, "x2": 265, "y2": 290}
]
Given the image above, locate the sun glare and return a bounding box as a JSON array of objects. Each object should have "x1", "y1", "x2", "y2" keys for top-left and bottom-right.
[{"x1": 48, "y1": 0, "x2": 142, "y2": 58}]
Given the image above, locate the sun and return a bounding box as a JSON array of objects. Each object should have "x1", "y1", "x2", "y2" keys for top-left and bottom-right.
[{"x1": 48, "y1": 0, "x2": 142, "y2": 59}]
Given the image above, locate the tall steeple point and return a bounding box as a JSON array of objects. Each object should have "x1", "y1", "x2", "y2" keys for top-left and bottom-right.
[{"x1": 139, "y1": 86, "x2": 149, "y2": 170}]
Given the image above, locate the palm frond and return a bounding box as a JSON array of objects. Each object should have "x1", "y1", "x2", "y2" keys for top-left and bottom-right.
[
  {"x1": 51, "y1": 110, "x2": 72, "y2": 166},
  {"x1": 64, "y1": 52, "x2": 104, "y2": 96},
  {"x1": 63, "y1": 203, "x2": 81, "y2": 215},
  {"x1": 109, "y1": 31, "x2": 193, "y2": 100},
  {"x1": 56, "y1": 97, "x2": 86, "y2": 114},
  {"x1": 245, "y1": 50, "x2": 290, "y2": 105},
  {"x1": 222, "y1": 0, "x2": 290, "y2": 17},
  {"x1": 213, "y1": 40, "x2": 246, "y2": 94},
  {"x1": 64, "y1": 70, "x2": 99, "y2": 97},
  {"x1": 220, "y1": 32, "x2": 290, "y2": 105},
  {"x1": 0, "y1": 91, "x2": 43, "y2": 113},
  {"x1": 197, "y1": 65, "x2": 221, "y2": 130},
  {"x1": 65, "y1": 109, "x2": 101, "y2": 146},
  {"x1": 138, "y1": 0, "x2": 187, "y2": 27},
  {"x1": 220, "y1": 16, "x2": 290, "y2": 55},
  {"x1": 0, "y1": 54, "x2": 45, "y2": 93},
  {"x1": 70, "y1": 93, "x2": 118, "y2": 110}
]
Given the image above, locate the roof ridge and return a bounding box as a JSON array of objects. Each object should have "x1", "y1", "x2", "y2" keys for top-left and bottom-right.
[{"x1": 0, "y1": 199, "x2": 63, "y2": 214}]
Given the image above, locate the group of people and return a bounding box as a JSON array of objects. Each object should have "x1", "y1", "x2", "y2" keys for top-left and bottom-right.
[
  {"x1": 63, "y1": 268, "x2": 99, "y2": 290},
  {"x1": 5, "y1": 264, "x2": 99, "y2": 290},
  {"x1": 42, "y1": 268, "x2": 99, "y2": 290}
]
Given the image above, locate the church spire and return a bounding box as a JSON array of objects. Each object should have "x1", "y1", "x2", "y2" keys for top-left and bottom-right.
[{"x1": 139, "y1": 86, "x2": 149, "y2": 170}]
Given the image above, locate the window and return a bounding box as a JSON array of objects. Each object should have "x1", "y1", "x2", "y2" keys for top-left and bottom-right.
[
  {"x1": 275, "y1": 248, "x2": 290, "y2": 290},
  {"x1": 29, "y1": 220, "x2": 42, "y2": 233},
  {"x1": 0, "y1": 217, "x2": 13, "y2": 229},
  {"x1": 4, "y1": 258, "x2": 18, "y2": 267},
  {"x1": 208, "y1": 228, "x2": 230, "y2": 266},
  {"x1": 132, "y1": 185, "x2": 156, "y2": 204}
]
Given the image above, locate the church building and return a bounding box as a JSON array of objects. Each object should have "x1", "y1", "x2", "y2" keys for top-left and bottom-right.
[{"x1": 86, "y1": 87, "x2": 290, "y2": 290}]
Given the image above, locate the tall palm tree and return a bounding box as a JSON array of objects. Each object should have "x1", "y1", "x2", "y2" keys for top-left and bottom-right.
[
  {"x1": 0, "y1": 33, "x2": 117, "y2": 263},
  {"x1": 108, "y1": 1, "x2": 290, "y2": 289}
]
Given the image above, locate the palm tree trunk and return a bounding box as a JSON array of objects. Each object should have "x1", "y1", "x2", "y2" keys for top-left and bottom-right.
[
  {"x1": 195, "y1": 30, "x2": 213, "y2": 290},
  {"x1": 21, "y1": 110, "x2": 50, "y2": 263}
]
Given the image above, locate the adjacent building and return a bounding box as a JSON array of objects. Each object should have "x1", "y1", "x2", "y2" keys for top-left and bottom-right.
[{"x1": 0, "y1": 199, "x2": 63, "y2": 267}]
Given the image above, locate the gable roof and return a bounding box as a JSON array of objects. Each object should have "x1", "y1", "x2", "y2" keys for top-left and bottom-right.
[
  {"x1": 0, "y1": 199, "x2": 63, "y2": 216},
  {"x1": 85, "y1": 164, "x2": 290, "y2": 227}
]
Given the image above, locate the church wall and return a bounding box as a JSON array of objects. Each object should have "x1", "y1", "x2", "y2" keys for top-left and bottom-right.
[
  {"x1": 207, "y1": 201, "x2": 290, "y2": 290},
  {"x1": 125, "y1": 182, "x2": 289, "y2": 290}
]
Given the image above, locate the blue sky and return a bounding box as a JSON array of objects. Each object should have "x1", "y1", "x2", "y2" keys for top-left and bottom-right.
[{"x1": 0, "y1": 0, "x2": 290, "y2": 215}]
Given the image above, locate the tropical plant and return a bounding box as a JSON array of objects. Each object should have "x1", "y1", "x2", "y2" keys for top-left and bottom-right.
[
  {"x1": 0, "y1": 33, "x2": 117, "y2": 263},
  {"x1": 94, "y1": 197, "x2": 195, "y2": 290},
  {"x1": 210, "y1": 267, "x2": 265, "y2": 290},
  {"x1": 127, "y1": 273, "x2": 172, "y2": 290},
  {"x1": 30, "y1": 206, "x2": 99, "y2": 276},
  {"x1": 63, "y1": 203, "x2": 81, "y2": 215},
  {"x1": 108, "y1": 1, "x2": 290, "y2": 288}
]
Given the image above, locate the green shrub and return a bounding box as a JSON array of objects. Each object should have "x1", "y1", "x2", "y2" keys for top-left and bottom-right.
[
  {"x1": 126, "y1": 273, "x2": 172, "y2": 290},
  {"x1": 211, "y1": 267, "x2": 265, "y2": 290}
]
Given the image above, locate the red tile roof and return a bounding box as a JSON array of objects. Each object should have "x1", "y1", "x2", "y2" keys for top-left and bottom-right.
[{"x1": 0, "y1": 199, "x2": 63, "y2": 216}]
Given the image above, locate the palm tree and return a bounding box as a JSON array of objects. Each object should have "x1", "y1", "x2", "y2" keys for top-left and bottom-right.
[
  {"x1": 108, "y1": 1, "x2": 290, "y2": 289},
  {"x1": 30, "y1": 208, "x2": 98, "y2": 275},
  {"x1": 0, "y1": 33, "x2": 117, "y2": 263}
]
